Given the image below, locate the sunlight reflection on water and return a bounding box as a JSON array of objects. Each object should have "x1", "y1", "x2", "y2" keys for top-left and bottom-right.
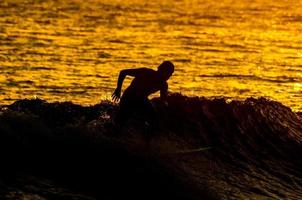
[{"x1": 0, "y1": 0, "x2": 301, "y2": 110}]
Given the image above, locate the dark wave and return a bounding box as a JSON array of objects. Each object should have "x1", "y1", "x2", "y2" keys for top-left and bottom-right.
[{"x1": 0, "y1": 94, "x2": 302, "y2": 199}]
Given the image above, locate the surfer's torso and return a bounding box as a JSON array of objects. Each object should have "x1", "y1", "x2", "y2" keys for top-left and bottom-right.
[{"x1": 121, "y1": 68, "x2": 167, "y2": 101}]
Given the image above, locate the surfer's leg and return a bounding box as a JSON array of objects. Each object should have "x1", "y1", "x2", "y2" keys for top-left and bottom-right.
[
  {"x1": 115, "y1": 99, "x2": 132, "y2": 126},
  {"x1": 140, "y1": 99, "x2": 157, "y2": 140}
]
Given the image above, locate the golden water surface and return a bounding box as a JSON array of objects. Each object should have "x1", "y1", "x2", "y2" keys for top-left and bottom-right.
[{"x1": 0, "y1": 0, "x2": 301, "y2": 111}]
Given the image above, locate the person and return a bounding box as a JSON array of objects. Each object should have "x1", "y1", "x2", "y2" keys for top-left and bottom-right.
[{"x1": 112, "y1": 61, "x2": 174, "y2": 125}]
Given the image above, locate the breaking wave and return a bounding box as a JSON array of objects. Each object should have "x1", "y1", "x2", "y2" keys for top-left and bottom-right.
[{"x1": 0, "y1": 94, "x2": 302, "y2": 200}]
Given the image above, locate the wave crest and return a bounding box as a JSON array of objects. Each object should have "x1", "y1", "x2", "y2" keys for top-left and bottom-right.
[{"x1": 1, "y1": 94, "x2": 302, "y2": 199}]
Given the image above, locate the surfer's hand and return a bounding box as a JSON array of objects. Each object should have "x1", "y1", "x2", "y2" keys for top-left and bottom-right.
[{"x1": 112, "y1": 88, "x2": 121, "y2": 102}]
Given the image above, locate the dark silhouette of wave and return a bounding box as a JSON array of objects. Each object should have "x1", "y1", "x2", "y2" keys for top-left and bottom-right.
[{"x1": 0, "y1": 94, "x2": 302, "y2": 200}]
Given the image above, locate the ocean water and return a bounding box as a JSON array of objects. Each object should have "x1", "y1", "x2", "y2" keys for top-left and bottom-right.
[{"x1": 0, "y1": 0, "x2": 301, "y2": 110}]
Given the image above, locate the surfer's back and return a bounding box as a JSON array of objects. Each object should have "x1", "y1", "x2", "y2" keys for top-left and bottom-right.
[{"x1": 121, "y1": 68, "x2": 167, "y2": 100}]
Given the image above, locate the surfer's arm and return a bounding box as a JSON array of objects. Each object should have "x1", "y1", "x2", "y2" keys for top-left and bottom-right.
[
  {"x1": 112, "y1": 68, "x2": 146, "y2": 102},
  {"x1": 160, "y1": 82, "x2": 168, "y2": 105}
]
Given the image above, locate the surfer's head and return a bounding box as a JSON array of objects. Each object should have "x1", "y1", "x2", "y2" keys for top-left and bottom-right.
[{"x1": 157, "y1": 61, "x2": 174, "y2": 80}]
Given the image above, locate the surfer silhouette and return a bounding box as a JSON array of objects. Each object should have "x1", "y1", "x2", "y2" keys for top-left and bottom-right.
[{"x1": 112, "y1": 61, "x2": 174, "y2": 125}]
